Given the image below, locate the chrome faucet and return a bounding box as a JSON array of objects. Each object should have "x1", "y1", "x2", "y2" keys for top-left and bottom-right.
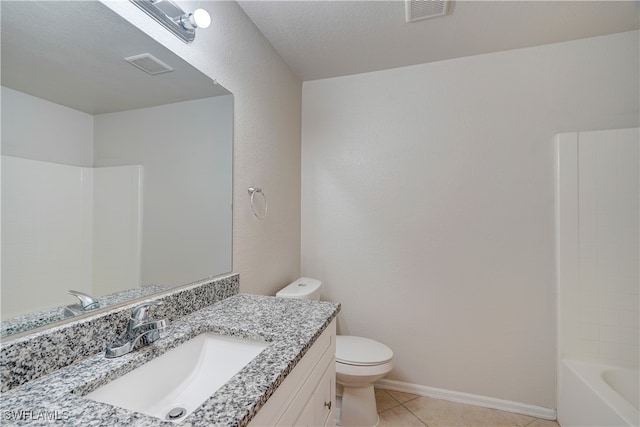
[
  {"x1": 64, "y1": 290, "x2": 100, "y2": 317},
  {"x1": 105, "y1": 301, "x2": 169, "y2": 358}
]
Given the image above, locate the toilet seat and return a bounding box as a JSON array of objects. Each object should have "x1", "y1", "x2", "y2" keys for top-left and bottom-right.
[{"x1": 336, "y1": 336, "x2": 393, "y2": 366}]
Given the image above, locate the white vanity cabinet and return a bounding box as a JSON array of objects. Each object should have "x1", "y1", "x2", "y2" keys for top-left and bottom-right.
[{"x1": 249, "y1": 319, "x2": 336, "y2": 427}]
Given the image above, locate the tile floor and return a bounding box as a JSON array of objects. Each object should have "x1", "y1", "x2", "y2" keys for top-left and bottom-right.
[{"x1": 374, "y1": 388, "x2": 560, "y2": 427}]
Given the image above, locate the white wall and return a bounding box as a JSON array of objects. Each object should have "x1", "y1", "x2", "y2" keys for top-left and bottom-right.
[
  {"x1": 301, "y1": 31, "x2": 639, "y2": 408},
  {"x1": 1, "y1": 87, "x2": 94, "y2": 167},
  {"x1": 94, "y1": 96, "x2": 232, "y2": 287},
  {"x1": 102, "y1": 0, "x2": 303, "y2": 295}
]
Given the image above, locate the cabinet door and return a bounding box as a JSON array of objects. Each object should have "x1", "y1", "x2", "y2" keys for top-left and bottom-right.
[
  {"x1": 314, "y1": 357, "x2": 336, "y2": 427},
  {"x1": 293, "y1": 395, "x2": 316, "y2": 427},
  {"x1": 293, "y1": 356, "x2": 336, "y2": 427}
]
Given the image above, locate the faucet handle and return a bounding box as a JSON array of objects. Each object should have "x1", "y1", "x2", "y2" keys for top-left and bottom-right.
[
  {"x1": 67, "y1": 290, "x2": 100, "y2": 310},
  {"x1": 131, "y1": 301, "x2": 163, "y2": 322}
]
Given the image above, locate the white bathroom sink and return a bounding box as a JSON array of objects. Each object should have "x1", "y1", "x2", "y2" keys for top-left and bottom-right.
[{"x1": 86, "y1": 333, "x2": 268, "y2": 422}]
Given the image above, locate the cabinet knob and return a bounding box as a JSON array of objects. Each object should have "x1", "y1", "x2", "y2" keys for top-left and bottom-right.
[{"x1": 324, "y1": 401, "x2": 332, "y2": 411}]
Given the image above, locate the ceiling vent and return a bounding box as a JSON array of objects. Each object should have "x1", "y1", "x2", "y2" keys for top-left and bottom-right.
[
  {"x1": 124, "y1": 53, "x2": 174, "y2": 75},
  {"x1": 405, "y1": 0, "x2": 448, "y2": 23}
]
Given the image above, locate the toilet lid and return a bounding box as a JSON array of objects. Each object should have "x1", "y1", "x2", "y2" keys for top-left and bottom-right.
[{"x1": 336, "y1": 336, "x2": 393, "y2": 366}]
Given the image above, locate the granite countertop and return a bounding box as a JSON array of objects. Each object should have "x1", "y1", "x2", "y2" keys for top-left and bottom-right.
[{"x1": 0, "y1": 294, "x2": 340, "y2": 426}]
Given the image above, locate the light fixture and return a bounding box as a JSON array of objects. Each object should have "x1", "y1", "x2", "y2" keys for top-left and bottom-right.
[
  {"x1": 130, "y1": 0, "x2": 211, "y2": 43},
  {"x1": 180, "y1": 8, "x2": 211, "y2": 30}
]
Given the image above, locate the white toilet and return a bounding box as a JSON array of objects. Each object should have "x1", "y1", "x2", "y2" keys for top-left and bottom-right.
[{"x1": 276, "y1": 278, "x2": 393, "y2": 427}]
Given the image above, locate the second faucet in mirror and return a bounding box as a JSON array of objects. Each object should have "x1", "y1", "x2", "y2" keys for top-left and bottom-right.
[{"x1": 64, "y1": 290, "x2": 100, "y2": 318}]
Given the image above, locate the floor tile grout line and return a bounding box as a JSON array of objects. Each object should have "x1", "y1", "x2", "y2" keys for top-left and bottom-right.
[
  {"x1": 377, "y1": 388, "x2": 430, "y2": 426},
  {"x1": 400, "y1": 400, "x2": 430, "y2": 427}
]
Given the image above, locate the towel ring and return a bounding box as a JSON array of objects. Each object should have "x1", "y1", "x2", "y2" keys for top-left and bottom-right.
[{"x1": 248, "y1": 187, "x2": 268, "y2": 219}]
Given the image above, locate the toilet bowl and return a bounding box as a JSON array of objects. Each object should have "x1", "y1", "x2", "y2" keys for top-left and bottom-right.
[
  {"x1": 276, "y1": 278, "x2": 394, "y2": 427},
  {"x1": 335, "y1": 336, "x2": 393, "y2": 427}
]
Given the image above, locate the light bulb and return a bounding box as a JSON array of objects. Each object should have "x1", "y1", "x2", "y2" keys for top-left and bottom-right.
[
  {"x1": 191, "y1": 8, "x2": 211, "y2": 29},
  {"x1": 180, "y1": 8, "x2": 211, "y2": 31}
]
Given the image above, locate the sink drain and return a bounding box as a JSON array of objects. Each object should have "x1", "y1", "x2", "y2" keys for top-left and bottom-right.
[{"x1": 166, "y1": 407, "x2": 187, "y2": 420}]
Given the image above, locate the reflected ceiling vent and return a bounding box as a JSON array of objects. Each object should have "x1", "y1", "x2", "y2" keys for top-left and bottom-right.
[
  {"x1": 124, "y1": 53, "x2": 174, "y2": 75},
  {"x1": 405, "y1": 0, "x2": 448, "y2": 23}
]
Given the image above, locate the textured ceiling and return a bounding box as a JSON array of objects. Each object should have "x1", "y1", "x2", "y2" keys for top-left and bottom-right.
[{"x1": 237, "y1": 1, "x2": 640, "y2": 81}]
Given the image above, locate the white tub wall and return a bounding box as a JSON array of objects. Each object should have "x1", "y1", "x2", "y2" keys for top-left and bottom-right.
[
  {"x1": 92, "y1": 165, "x2": 143, "y2": 296},
  {"x1": 302, "y1": 31, "x2": 639, "y2": 409},
  {"x1": 1, "y1": 157, "x2": 94, "y2": 319},
  {"x1": 557, "y1": 128, "x2": 640, "y2": 369},
  {"x1": 577, "y1": 128, "x2": 639, "y2": 368},
  {"x1": 1, "y1": 156, "x2": 146, "y2": 317},
  {"x1": 556, "y1": 133, "x2": 580, "y2": 368}
]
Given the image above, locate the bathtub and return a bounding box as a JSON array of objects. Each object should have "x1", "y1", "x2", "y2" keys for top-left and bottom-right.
[{"x1": 558, "y1": 360, "x2": 639, "y2": 427}]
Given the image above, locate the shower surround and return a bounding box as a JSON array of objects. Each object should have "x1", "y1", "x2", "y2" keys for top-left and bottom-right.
[{"x1": 556, "y1": 127, "x2": 639, "y2": 426}]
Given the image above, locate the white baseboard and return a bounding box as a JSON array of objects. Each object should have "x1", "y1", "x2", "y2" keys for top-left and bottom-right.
[{"x1": 375, "y1": 379, "x2": 557, "y2": 421}]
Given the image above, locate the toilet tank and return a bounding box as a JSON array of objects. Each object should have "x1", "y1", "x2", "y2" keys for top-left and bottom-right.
[{"x1": 276, "y1": 277, "x2": 322, "y2": 300}]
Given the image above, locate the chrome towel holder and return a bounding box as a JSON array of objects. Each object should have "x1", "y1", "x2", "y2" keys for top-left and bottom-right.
[{"x1": 248, "y1": 187, "x2": 267, "y2": 219}]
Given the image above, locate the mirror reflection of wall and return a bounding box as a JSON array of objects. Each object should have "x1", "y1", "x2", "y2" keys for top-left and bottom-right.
[
  {"x1": 1, "y1": 88, "x2": 232, "y2": 320},
  {"x1": 93, "y1": 95, "x2": 233, "y2": 288},
  {"x1": 1, "y1": 1, "x2": 233, "y2": 334}
]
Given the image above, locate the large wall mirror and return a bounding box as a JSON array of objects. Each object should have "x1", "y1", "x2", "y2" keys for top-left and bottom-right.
[{"x1": 1, "y1": 1, "x2": 233, "y2": 338}]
